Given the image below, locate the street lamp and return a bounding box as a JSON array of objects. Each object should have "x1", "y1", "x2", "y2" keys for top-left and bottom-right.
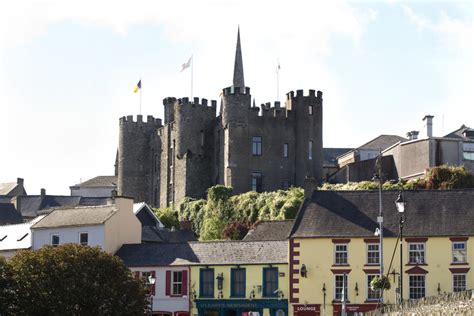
[
  {"x1": 147, "y1": 275, "x2": 156, "y2": 316},
  {"x1": 372, "y1": 152, "x2": 384, "y2": 304},
  {"x1": 395, "y1": 190, "x2": 406, "y2": 307}
]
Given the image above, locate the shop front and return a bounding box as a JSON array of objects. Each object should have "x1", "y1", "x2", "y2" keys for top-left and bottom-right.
[
  {"x1": 332, "y1": 303, "x2": 377, "y2": 316},
  {"x1": 195, "y1": 299, "x2": 288, "y2": 316},
  {"x1": 292, "y1": 304, "x2": 321, "y2": 316}
]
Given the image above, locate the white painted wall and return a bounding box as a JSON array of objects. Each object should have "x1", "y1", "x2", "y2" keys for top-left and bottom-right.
[
  {"x1": 130, "y1": 266, "x2": 190, "y2": 314},
  {"x1": 32, "y1": 225, "x2": 105, "y2": 250}
]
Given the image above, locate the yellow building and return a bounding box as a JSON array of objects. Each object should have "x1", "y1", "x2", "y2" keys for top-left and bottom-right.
[
  {"x1": 288, "y1": 189, "x2": 473, "y2": 316},
  {"x1": 189, "y1": 241, "x2": 289, "y2": 316}
]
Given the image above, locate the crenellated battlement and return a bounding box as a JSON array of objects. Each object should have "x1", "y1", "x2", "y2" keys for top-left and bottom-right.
[
  {"x1": 222, "y1": 86, "x2": 251, "y2": 96},
  {"x1": 286, "y1": 89, "x2": 323, "y2": 100},
  {"x1": 119, "y1": 115, "x2": 162, "y2": 128},
  {"x1": 177, "y1": 97, "x2": 217, "y2": 110}
]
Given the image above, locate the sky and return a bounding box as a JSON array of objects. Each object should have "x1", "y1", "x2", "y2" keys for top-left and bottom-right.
[{"x1": 0, "y1": 0, "x2": 472, "y2": 195}]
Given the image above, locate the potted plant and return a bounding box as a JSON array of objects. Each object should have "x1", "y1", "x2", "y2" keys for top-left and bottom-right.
[{"x1": 370, "y1": 275, "x2": 391, "y2": 291}]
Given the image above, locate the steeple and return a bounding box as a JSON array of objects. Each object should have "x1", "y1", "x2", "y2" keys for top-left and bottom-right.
[{"x1": 232, "y1": 26, "x2": 245, "y2": 88}]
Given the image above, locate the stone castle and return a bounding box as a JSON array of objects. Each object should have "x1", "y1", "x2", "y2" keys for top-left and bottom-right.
[{"x1": 117, "y1": 29, "x2": 323, "y2": 207}]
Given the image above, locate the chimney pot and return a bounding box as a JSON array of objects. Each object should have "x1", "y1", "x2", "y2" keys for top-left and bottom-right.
[
  {"x1": 40, "y1": 188, "x2": 46, "y2": 197},
  {"x1": 17, "y1": 178, "x2": 24, "y2": 186},
  {"x1": 423, "y1": 115, "x2": 434, "y2": 138}
]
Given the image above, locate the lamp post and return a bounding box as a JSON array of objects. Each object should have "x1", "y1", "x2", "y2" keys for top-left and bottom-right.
[
  {"x1": 373, "y1": 152, "x2": 384, "y2": 304},
  {"x1": 147, "y1": 275, "x2": 156, "y2": 316},
  {"x1": 395, "y1": 190, "x2": 406, "y2": 307}
]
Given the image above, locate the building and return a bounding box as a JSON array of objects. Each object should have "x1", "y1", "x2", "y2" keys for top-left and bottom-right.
[
  {"x1": 116, "y1": 240, "x2": 289, "y2": 316},
  {"x1": 69, "y1": 175, "x2": 117, "y2": 197},
  {"x1": 0, "y1": 216, "x2": 44, "y2": 258},
  {"x1": 0, "y1": 178, "x2": 27, "y2": 196},
  {"x1": 31, "y1": 196, "x2": 141, "y2": 254},
  {"x1": 287, "y1": 189, "x2": 474, "y2": 316},
  {"x1": 118, "y1": 28, "x2": 323, "y2": 207}
]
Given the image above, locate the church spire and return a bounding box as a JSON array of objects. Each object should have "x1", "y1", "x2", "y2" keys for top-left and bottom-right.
[{"x1": 233, "y1": 26, "x2": 245, "y2": 88}]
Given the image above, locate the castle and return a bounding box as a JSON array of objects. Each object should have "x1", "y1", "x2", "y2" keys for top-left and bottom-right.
[{"x1": 117, "y1": 29, "x2": 323, "y2": 207}]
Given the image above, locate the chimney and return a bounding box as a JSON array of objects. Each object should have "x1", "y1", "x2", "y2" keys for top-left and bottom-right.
[
  {"x1": 423, "y1": 115, "x2": 434, "y2": 138},
  {"x1": 179, "y1": 220, "x2": 192, "y2": 231},
  {"x1": 411, "y1": 131, "x2": 419, "y2": 140},
  {"x1": 17, "y1": 178, "x2": 24, "y2": 186},
  {"x1": 304, "y1": 175, "x2": 317, "y2": 199},
  {"x1": 406, "y1": 131, "x2": 412, "y2": 140},
  {"x1": 40, "y1": 188, "x2": 46, "y2": 198}
]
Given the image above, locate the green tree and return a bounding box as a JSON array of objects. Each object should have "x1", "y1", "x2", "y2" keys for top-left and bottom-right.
[
  {"x1": 153, "y1": 206, "x2": 179, "y2": 229},
  {"x1": 0, "y1": 256, "x2": 14, "y2": 315},
  {"x1": 7, "y1": 244, "x2": 147, "y2": 316}
]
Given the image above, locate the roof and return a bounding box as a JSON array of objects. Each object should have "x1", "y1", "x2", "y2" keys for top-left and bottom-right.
[
  {"x1": 141, "y1": 226, "x2": 197, "y2": 243},
  {"x1": 133, "y1": 202, "x2": 163, "y2": 228},
  {"x1": 358, "y1": 135, "x2": 407, "y2": 151},
  {"x1": 0, "y1": 216, "x2": 45, "y2": 251},
  {"x1": 116, "y1": 240, "x2": 287, "y2": 267},
  {"x1": 31, "y1": 205, "x2": 117, "y2": 229},
  {"x1": 17, "y1": 195, "x2": 111, "y2": 218},
  {"x1": 290, "y1": 190, "x2": 474, "y2": 238},
  {"x1": 243, "y1": 220, "x2": 293, "y2": 241},
  {"x1": 0, "y1": 182, "x2": 17, "y2": 195},
  {"x1": 444, "y1": 125, "x2": 474, "y2": 140},
  {"x1": 72, "y1": 176, "x2": 117, "y2": 188},
  {"x1": 323, "y1": 148, "x2": 353, "y2": 166},
  {"x1": 0, "y1": 203, "x2": 23, "y2": 225}
]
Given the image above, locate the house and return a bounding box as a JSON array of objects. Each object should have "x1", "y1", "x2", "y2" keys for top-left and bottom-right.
[
  {"x1": 0, "y1": 178, "x2": 27, "y2": 196},
  {"x1": 31, "y1": 196, "x2": 141, "y2": 254},
  {"x1": 69, "y1": 175, "x2": 117, "y2": 197},
  {"x1": 0, "y1": 202, "x2": 23, "y2": 225},
  {"x1": 287, "y1": 189, "x2": 474, "y2": 316},
  {"x1": 0, "y1": 216, "x2": 44, "y2": 258},
  {"x1": 116, "y1": 240, "x2": 289, "y2": 316}
]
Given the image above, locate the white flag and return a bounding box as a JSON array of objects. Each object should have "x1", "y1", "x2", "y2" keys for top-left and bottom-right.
[{"x1": 181, "y1": 56, "x2": 192, "y2": 72}]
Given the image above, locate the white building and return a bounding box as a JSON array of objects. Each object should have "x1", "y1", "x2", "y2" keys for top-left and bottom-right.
[{"x1": 0, "y1": 216, "x2": 44, "y2": 258}]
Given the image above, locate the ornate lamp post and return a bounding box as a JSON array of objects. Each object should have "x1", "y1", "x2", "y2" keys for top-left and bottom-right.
[
  {"x1": 395, "y1": 191, "x2": 406, "y2": 307},
  {"x1": 373, "y1": 152, "x2": 384, "y2": 304}
]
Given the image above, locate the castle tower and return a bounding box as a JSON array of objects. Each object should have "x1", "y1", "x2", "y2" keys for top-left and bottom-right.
[{"x1": 118, "y1": 115, "x2": 162, "y2": 203}]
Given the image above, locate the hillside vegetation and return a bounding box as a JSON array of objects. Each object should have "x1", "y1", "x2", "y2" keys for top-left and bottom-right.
[{"x1": 154, "y1": 165, "x2": 474, "y2": 240}]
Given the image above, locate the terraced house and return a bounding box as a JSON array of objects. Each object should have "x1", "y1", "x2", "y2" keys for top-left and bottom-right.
[{"x1": 287, "y1": 189, "x2": 474, "y2": 316}]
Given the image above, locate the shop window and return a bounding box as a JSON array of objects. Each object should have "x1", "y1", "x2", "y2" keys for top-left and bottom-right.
[
  {"x1": 263, "y1": 267, "x2": 278, "y2": 297},
  {"x1": 409, "y1": 275, "x2": 425, "y2": 299}
]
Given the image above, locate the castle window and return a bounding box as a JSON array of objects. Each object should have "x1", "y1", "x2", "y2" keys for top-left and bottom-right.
[
  {"x1": 283, "y1": 143, "x2": 289, "y2": 158},
  {"x1": 309, "y1": 105, "x2": 313, "y2": 115},
  {"x1": 200, "y1": 130, "x2": 205, "y2": 147},
  {"x1": 252, "y1": 136, "x2": 262, "y2": 156},
  {"x1": 308, "y1": 141, "x2": 313, "y2": 160},
  {"x1": 251, "y1": 172, "x2": 262, "y2": 192}
]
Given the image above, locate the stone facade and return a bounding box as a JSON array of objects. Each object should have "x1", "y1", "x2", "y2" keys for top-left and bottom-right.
[{"x1": 118, "y1": 30, "x2": 323, "y2": 207}]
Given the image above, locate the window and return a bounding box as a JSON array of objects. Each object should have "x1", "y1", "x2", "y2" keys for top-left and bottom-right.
[
  {"x1": 252, "y1": 136, "x2": 262, "y2": 156},
  {"x1": 251, "y1": 172, "x2": 262, "y2": 192},
  {"x1": 463, "y1": 142, "x2": 474, "y2": 161},
  {"x1": 141, "y1": 271, "x2": 156, "y2": 295},
  {"x1": 367, "y1": 244, "x2": 380, "y2": 265},
  {"x1": 452, "y1": 242, "x2": 467, "y2": 263},
  {"x1": 367, "y1": 275, "x2": 380, "y2": 301},
  {"x1": 172, "y1": 271, "x2": 183, "y2": 295},
  {"x1": 408, "y1": 243, "x2": 425, "y2": 264},
  {"x1": 263, "y1": 268, "x2": 278, "y2": 297},
  {"x1": 200, "y1": 130, "x2": 205, "y2": 147},
  {"x1": 231, "y1": 268, "x2": 246, "y2": 297},
  {"x1": 453, "y1": 274, "x2": 466, "y2": 292},
  {"x1": 308, "y1": 141, "x2": 313, "y2": 160},
  {"x1": 409, "y1": 275, "x2": 425, "y2": 299},
  {"x1": 334, "y1": 274, "x2": 348, "y2": 301},
  {"x1": 308, "y1": 105, "x2": 313, "y2": 115},
  {"x1": 79, "y1": 232, "x2": 88, "y2": 246},
  {"x1": 334, "y1": 244, "x2": 348, "y2": 265},
  {"x1": 283, "y1": 143, "x2": 289, "y2": 158},
  {"x1": 200, "y1": 269, "x2": 214, "y2": 298},
  {"x1": 51, "y1": 234, "x2": 59, "y2": 246}
]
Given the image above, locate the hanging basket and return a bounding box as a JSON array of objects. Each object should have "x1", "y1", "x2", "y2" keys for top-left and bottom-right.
[{"x1": 370, "y1": 275, "x2": 391, "y2": 291}]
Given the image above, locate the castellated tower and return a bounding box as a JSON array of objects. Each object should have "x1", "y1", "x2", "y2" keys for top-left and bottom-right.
[
  {"x1": 118, "y1": 115, "x2": 162, "y2": 203},
  {"x1": 117, "y1": 27, "x2": 323, "y2": 206}
]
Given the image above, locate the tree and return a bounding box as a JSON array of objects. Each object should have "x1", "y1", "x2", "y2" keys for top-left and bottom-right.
[
  {"x1": 153, "y1": 206, "x2": 179, "y2": 229},
  {"x1": 0, "y1": 256, "x2": 14, "y2": 315},
  {"x1": 7, "y1": 244, "x2": 147, "y2": 315}
]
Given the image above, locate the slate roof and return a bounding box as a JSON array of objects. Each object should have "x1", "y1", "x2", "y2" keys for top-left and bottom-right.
[
  {"x1": 141, "y1": 226, "x2": 197, "y2": 243},
  {"x1": 116, "y1": 240, "x2": 287, "y2": 267},
  {"x1": 290, "y1": 189, "x2": 474, "y2": 239},
  {"x1": 358, "y1": 135, "x2": 407, "y2": 151},
  {"x1": 0, "y1": 216, "x2": 45, "y2": 251},
  {"x1": 0, "y1": 203, "x2": 23, "y2": 225},
  {"x1": 243, "y1": 220, "x2": 293, "y2": 241},
  {"x1": 0, "y1": 182, "x2": 17, "y2": 195},
  {"x1": 73, "y1": 176, "x2": 117, "y2": 187},
  {"x1": 31, "y1": 205, "x2": 117, "y2": 229},
  {"x1": 444, "y1": 125, "x2": 474, "y2": 140},
  {"x1": 323, "y1": 148, "x2": 353, "y2": 167}
]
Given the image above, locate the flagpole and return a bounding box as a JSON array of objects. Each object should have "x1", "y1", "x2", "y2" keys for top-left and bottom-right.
[
  {"x1": 276, "y1": 59, "x2": 280, "y2": 101},
  {"x1": 191, "y1": 55, "x2": 194, "y2": 100},
  {"x1": 140, "y1": 78, "x2": 142, "y2": 115}
]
